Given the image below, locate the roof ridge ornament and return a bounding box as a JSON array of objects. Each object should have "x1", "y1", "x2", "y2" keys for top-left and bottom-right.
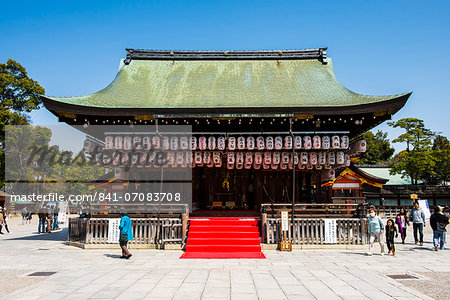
[{"x1": 123, "y1": 47, "x2": 328, "y2": 64}]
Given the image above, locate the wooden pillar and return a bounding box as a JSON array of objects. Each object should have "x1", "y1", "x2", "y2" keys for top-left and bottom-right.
[
  {"x1": 261, "y1": 212, "x2": 267, "y2": 243},
  {"x1": 182, "y1": 211, "x2": 189, "y2": 243}
]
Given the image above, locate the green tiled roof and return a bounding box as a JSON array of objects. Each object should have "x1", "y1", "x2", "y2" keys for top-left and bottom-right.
[
  {"x1": 359, "y1": 168, "x2": 415, "y2": 185},
  {"x1": 43, "y1": 57, "x2": 409, "y2": 110}
]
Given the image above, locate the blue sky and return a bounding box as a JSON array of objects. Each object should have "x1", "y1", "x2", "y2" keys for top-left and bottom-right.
[{"x1": 1, "y1": 0, "x2": 449, "y2": 152}]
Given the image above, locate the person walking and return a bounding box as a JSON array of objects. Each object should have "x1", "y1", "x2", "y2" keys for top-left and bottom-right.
[
  {"x1": 52, "y1": 205, "x2": 59, "y2": 230},
  {"x1": 119, "y1": 211, "x2": 133, "y2": 259},
  {"x1": 0, "y1": 207, "x2": 10, "y2": 234},
  {"x1": 38, "y1": 211, "x2": 46, "y2": 234},
  {"x1": 366, "y1": 206, "x2": 385, "y2": 256},
  {"x1": 385, "y1": 219, "x2": 398, "y2": 255},
  {"x1": 395, "y1": 208, "x2": 409, "y2": 244},
  {"x1": 430, "y1": 206, "x2": 449, "y2": 251},
  {"x1": 22, "y1": 207, "x2": 27, "y2": 225},
  {"x1": 409, "y1": 202, "x2": 426, "y2": 246}
]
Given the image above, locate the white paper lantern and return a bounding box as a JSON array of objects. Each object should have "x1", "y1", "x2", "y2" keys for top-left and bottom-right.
[
  {"x1": 313, "y1": 135, "x2": 321, "y2": 149},
  {"x1": 198, "y1": 136, "x2": 207, "y2": 150},
  {"x1": 143, "y1": 137, "x2": 152, "y2": 150},
  {"x1": 194, "y1": 152, "x2": 203, "y2": 166},
  {"x1": 336, "y1": 151, "x2": 345, "y2": 164},
  {"x1": 132, "y1": 137, "x2": 142, "y2": 150},
  {"x1": 356, "y1": 140, "x2": 367, "y2": 153},
  {"x1": 265, "y1": 136, "x2": 274, "y2": 150},
  {"x1": 245, "y1": 152, "x2": 253, "y2": 165},
  {"x1": 253, "y1": 163, "x2": 261, "y2": 169},
  {"x1": 237, "y1": 136, "x2": 246, "y2": 150},
  {"x1": 331, "y1": 135, "x2": 340, "y2": 149},
  {"x1": 180, "y1": 137, "x2": 188, "y2": 150},
  {"x1": 344, "y1": 154, "x2": 351, "y2": 167},
  {"x1": 264, "y1": 152, "x2": 272, "y2": 164},
  {"x1": 131, "y1": 153, "x2": 139, "y2": 166},
  {"x1": 185, "y1": 152, "x2": 193, "y2": 165},
  {"x1": 293, "y1": 153, "x2": 299, "y2": 165},
  {"x1": 203, "y1": 151, "x2": 211, "y2": 165},
  {"x1": 121, "y1": 152, "x2": 129, "y2": 165},
  {"x1": 123, "y1": 136, "x2": 132, "y2": 151},
  {"x1": 148, "y1": 152, "x2": 156, "y2": 166},
  {"x1": 294, "y1": 136, "x2": 302, "y2": 149},
  {"x1": 273, "y1": 152, "x2": 281, "y2": 164},
  {"x1": 280, "y1": 163, "x2": 287, "y2": 170},
  {"x1": 227, "y1": 152, "x2": 235, "y2": 164},
  {"x1": 227, "y1": 163, "x2": 234, "y2": 170},
  {"x1": 256, "y1": 136, "x2": 265, "y2": 150},
  {"x1": 244, "y1": 152, "x2": 252, "y2": 169},
  {"x1": 228, "y1": 137, "x2": 236, "y2": 150},
  {"x1": 138, "y1": 152, "x2": 147, "y2": 168},
  {"x1": 300, "y1": 152, "x2": 308, "y2": 165},
  {"x1": 176, "y1": 152, "x2": 186, "y2": 167},
  {"x1": 322, "y1": 136, "x2": 330, "y2": 150},
  {"x1": 281, "y1": 152, "x2": 289, "y2": 164},
  {"x1": 170, "y1": 136, "x2": 178, "y2": 150},
  {"x1": 162, "y1": 136, "x2": 170, "y2": 150},
  {"x1": 327, "y1": 152, "x2": 336, "y2": 165},
  {"x1": 254, "y1": 152, "x2": 262, "y2": 165},
  {"x1": 105, "y1": 136, "x2": 114, "y2": 150},
  {"x1": 112, "y1": 152, "x2": 121, "y2": 166},
  {"x1": 303, "y1": 136, "x2": 312, "y2": 149},
  {"x1": 208, "y1": 136, "x2": 216, "y2": 150},
  {"x1": 274, "y1": 136, "x2": 283, "y2": 150},
  {"x1": 152, "y1": 136, "x2": 161, "y2": 149},
  {"x1": 246, "y1": 136, "x2": 255, "y2": 150},
  {"x1": 318, "y1": 152, "x2": 326, "y2": 165},
  {"x1": 236, "y1": 152, "x2": 244, "y2": 165},
  {"x1": 309, "y1": 152, "x2": 317, "y2": 165},
  {"x1": 340, "y1": 136, "x2": 349, "y2": 149},
  {"x1": 213, "y1": 152, "x2": 222, "y2": 167},
  {"x1": 115, "y1": 136, "x2": 123, "y2": 150},
  {"x1": 190, "y1": 136, "x2": 197, "y2": 150},
  {"x1": 284, "y1": 136, "x2": 293, "y2": 149},
  {"x1": 217, "y1": 136, "x2": 226, "y2": 150}
]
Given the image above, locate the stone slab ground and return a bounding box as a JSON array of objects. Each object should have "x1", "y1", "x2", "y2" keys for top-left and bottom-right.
[{"x1": 0, "y1": 216, "x2": 448, "y2": 299}]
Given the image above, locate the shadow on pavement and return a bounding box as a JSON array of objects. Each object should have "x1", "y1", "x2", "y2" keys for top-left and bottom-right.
[
  {"x1": 5, "y1": 228, "x2": 68, "y2": 242},
  {"x1": 104, "y1": 254, "x2": 122, "y2": 259}
]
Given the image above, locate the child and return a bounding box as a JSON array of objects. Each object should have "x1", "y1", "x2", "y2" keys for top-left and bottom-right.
[
  {"x1": 385, "y1": 219, "x2": 398, "y2": 255},
  {"x1": 366, "y1": 206, "x2": 385, "y2": 256},
  {"x1": 395, "y1": 208, "x2": 409, "y2": 244}
]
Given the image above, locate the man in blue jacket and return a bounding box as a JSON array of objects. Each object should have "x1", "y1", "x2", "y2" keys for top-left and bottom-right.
[
  {"x1": 409, "y1": 202, "x2": 426, "y2": 246},
  {"x1": 119, "y1": 211, "x2": 133, "y2": 259}
]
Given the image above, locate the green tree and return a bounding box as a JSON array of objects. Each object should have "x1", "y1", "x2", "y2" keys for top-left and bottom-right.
[
  {"x1": 427, "y1": 135, "x2": 450, "y2": 185},
  {"x1": 388, "y1": 118, "x2": 435, "y2": 185},
  {"x1": 359, "y1": 130, "x2": 395, "y2": 164},
  {"x1": 1, "y1": 59, "x2": 45, "y2": 186}
]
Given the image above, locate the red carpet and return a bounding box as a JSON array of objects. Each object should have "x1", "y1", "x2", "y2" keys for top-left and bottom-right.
[{"x1": 180, "y1": 217, "x2": 266, "y2": 259}]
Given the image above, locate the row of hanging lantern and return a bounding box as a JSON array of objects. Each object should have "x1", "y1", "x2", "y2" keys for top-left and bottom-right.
[
  {"x1": 93, "y1": 150, "x2": 355, "y2": 170},
  {"x1": 103, "y1": 135, "x2": 352, "y2": 151}
]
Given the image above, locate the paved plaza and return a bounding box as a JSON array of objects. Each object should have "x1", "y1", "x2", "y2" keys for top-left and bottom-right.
[{"x1": 0, "y1": 217, "x2": 448, "y2": 300}]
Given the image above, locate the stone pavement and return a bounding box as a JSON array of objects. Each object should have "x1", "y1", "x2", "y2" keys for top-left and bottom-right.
[{"x1": 0, "y1": 216, "x2": 448, "y2": 300}]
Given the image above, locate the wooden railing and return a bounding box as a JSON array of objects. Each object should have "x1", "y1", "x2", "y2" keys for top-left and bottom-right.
[
  {"x1": 68, "y1": 217, "x2": 185, "y2": 245},
  {"x1": 261, "y1": 203, "x2": 361, "y2": 218},
  {"x1": 261, "y1": 217, "x2": 368, "y2": 245}
]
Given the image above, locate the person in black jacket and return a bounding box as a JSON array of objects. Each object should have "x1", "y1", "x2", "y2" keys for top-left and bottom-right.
[
  {"x1": 430, "y1": 206, "x2": 449, "y2": 251},
  {"x1": 385, "y1": 219, "x2": 398, "y2": 255}
]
